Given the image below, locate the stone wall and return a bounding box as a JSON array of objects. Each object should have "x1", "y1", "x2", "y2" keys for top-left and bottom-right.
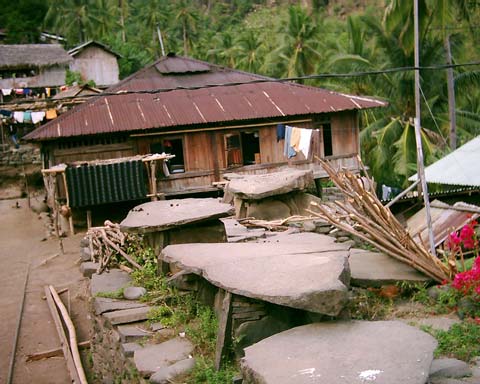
[
  {"x1": 0, "y1": 144, "x2": 41, "y2": 166},
  {"x1": 89, "y1": 301, "x2": 148, "y2": 384}
]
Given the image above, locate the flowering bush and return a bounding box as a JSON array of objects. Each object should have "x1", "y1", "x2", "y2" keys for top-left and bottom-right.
[{"x1": 451, "y1": 257, "x2": 480, "y2": 296}]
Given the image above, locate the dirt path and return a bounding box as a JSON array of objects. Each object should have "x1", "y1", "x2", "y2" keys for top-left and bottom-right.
[{"x1": 0, "y1": 198, "x2": 92, "y2": 384}]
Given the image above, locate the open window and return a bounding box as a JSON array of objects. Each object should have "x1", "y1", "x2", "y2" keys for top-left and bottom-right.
[
  {"x1": 150, "y1": 138, "x2": 185, "y2": 174},
  {"x1": 224, "y1": 131, "x2": 260, "y2": 167},
  {"x1": 322, "y1": 123, "x2": 333, "y2": 157}
]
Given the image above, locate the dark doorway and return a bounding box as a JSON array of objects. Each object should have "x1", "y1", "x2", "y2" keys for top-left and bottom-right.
[{"x1": 241, "y1": 131, "x2": 260, "y2": 165}]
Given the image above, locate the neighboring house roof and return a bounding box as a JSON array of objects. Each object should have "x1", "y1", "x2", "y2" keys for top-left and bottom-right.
[
  {"x1": 0, "y1": 44, "x2": 72, "y2": 70},
  {"x1": 68, "y1": 40, "x2": 122, "y2": 58},
  {"x1": 52, "y1": 84, "x2": 102, "y2": 100},
  {"x1": 25, "y1": 55, "x2": 387, "y2": 142},
  {"x1": 409, "y1": 136, "x2": 480, "y2": 187}
]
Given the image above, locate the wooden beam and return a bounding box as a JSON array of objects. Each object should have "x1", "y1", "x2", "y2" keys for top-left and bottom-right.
[
  {"x1": 214, "y1": 290, "x2": 232, "y2": 371},
  {"x1": 26, "y1": 341, "x2": 91, "y2": 362}
]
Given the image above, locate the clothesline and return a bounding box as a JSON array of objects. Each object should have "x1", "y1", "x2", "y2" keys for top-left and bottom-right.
[{"x1": 277, "y1": 124, "x2": 313, "y2": 159}]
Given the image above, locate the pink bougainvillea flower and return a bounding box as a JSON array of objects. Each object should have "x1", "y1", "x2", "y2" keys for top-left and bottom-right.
[
  {"x1": 460, "y1": 224, "x2": 476, "y2": 249},
  {"x1": 446, "y1": 232, "x2": 461, "y2": 250}
]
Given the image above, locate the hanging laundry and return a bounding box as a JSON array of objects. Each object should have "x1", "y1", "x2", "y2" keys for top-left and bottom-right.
[
  {"x1": 291, "y1": 127, "x2": 302, "y2": 152},
  {"x1": 23, "y1": 88, "x2": 32, "y2": 96},
  {"x1": 23, "y1": 111, "x2": 32, "y2": 123},
  {"x1": 31, "y1": 111, "x2": 45, "y2": 124},
  {"x1": 46, "y1": 109, "x2": 57, "y2": 119},
  {"x1": 276, "y1": 123, "x2": 285, "y2": 142},
  {"x1": 13, "y1": 111, "x2": 24, "y2": 123},
  {"x1": 298, "y1": 129, "x2": 313, "y2": 158},
  {"x1": 46, "y1": 87, "x2": 51, "y2": 97},
  {"x1": 0, "y1": 109, "x2": 12, "y2": 117},
  {"x1": 1, "y1": 89, "x2": 12, "y2": 96},
  {"x1": 15, "y1": 89, "x2": 23, "y2": 95},
  {"x1": 284, "y1": 125, "x2": 297, "y2": 159}
]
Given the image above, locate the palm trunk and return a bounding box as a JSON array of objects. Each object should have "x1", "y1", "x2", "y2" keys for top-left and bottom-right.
[
  {"x1": 445, "y1": 34, "x2": 456, "y2": 150},
  {"x1": 183, "y1": 22, "x2": 188, "y2": 56}
]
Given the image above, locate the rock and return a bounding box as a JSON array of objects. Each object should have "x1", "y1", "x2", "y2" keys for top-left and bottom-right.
[
  {"x1": 149, "y1": 357, "x2": 196, "y2": 383},
  {"x1": 429, "y1": 358, "x2": 472, "y2": 379},
  {"x1": 245, "y1": 200, "x2": 291, "y2": 221},
  {"x1": 162, "y1": 233, "x2": 350, "y2": 316},
  {"x1": 221, "y1": 218, "x2": 265, "y2": 242},
  {"x1": 80, "y1": 247, "x2": 92, "y2": 262},
  {"x1": 117, "y1": 324, "x2": 151, "y2": 342},
  {"x1": 428, "y1": 379, "x2": 466, "y2": 384},
  {"x1": 226, "y1": 169, "x2": 314, "y2": 200},
  {"x1": 93, "y1": 297, "x2": 148, "y2": 315},
  {"x1": 349, "y1": 248, "x2": 430, "y2": 287},
  {"x1": 121, "y1": 342, "x2": 143, "y2": 357},
  {"x1": 336, "y1": 236, "x2": 351, "y2": 242},
  {"x1": 241, "y1": 321, "x2": 437, "y2": 384},
  {"x1": 302, "y1": 220, "x2": 316, "y2": 232},
  {"x1": 123, "y1": 286, "x2": 147, "y2": 300},
  {"x1": 150, "y1": 322, "x2": 165, "y2": 332},
  {"x1": 80, "y1": 261, "x2": 99, "y2": 278},
  {"x1": 133, "y1": 337, "x2": 194, "y2": 377},
  {"x1": 79, "y1": 237, "x2": 90, "y2": 247},
  {"x1": 90, "y1": 269, "x2": 131, "y2": 296},
  {"x1": 103, "y1": 306, "x2": 151, "y2": 325},
  {"x1": 233, "y1": 315, "x2": 292, "y2": 356},
  {"x1": 120, "y1": 198, "x2": 234, "y2": 234}
]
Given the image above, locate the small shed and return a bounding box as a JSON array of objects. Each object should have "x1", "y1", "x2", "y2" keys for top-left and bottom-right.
[
  {"x1": 0, "y1": 44, "x2": 72, "y2": 88},
  {"x1": 68, "y1": 41, "x2": 121, "y2": 87}
]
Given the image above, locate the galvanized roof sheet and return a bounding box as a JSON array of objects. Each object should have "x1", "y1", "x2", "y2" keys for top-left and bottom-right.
[
  {"x1": 26, "y1": 55, "x2": 387, "y2": 141},
  {"x1": 409, "y1": 136, "x2": 480, "y2": 187}
]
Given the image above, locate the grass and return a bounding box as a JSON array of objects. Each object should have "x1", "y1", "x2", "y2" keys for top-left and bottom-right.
[
  {"x1": 95, "y1": 288, "x2": 124, "y2": 299},
  {"x1": 422, "y1": 320, "x2": 480, "y2": 361},
  {"x1": 348, "y1": 288, "x2": 394, "y2": 320}
]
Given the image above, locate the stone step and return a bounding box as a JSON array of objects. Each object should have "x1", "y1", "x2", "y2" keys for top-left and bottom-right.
[
  {"x1": 121, "y1": 342, "x2": 143, "y2": 358},
  {"x1": 134, "y1": 337, "x2": 194, "y2": 377},
  {"x1": 117, "y1": 323, "x2": 152, "y2": 343},
  {"x1": 150, "y1": 358, "x2": 196, "y2": 384},
  {"x1": 90, "y1": 269, "x2": 131, "y2": 296},
  {"x1": 103, "y1": 306, "x2": 151, "y2": 326},
  {"x1": 94, "y1": 297, "x2": 148, "y2": 316}
]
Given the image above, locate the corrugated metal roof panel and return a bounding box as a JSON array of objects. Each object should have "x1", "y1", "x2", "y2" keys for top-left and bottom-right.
[
  {"x1": 409, "y1": 136, "x2": 480, "y2": 187},
  {"x1": 26, "y1": 55, "x2": 387, "y2": 141}
]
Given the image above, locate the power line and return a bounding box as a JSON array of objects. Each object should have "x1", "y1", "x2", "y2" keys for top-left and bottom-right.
[{"x1": 2, "y1": 60, "x2": 480, "y2": 107}]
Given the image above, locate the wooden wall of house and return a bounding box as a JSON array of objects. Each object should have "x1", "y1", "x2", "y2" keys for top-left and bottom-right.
[
  {"x1": 331, "y1": 111, "x2": 359, "y2": 156},
  {"x1": 0, "y1": 65, "x2": 68, "y2": 88},
  {"x1": 70, "y1": 46, "x2": 119, "y2": 87}
]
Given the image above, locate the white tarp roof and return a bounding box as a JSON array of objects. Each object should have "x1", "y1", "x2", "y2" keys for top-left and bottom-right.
[{"x1": 409, "y1": 136, "x2": 480, "y2": 187}]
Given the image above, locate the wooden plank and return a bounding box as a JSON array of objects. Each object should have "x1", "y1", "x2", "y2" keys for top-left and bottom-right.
[
  {"x1": 44, "y1": 286, "x2": 81, "y2": 384},
  {"x1": 214, "y1": 290, "x2": 232, "y2": 371},
  {"x1": 26, "y1": 341, "x2": 91, "y2": 362}
]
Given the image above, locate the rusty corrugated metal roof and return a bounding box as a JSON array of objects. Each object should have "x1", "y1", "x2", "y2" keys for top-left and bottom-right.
[{"x1": 26, "y1": 55, "x2": 387, "y2": 141}]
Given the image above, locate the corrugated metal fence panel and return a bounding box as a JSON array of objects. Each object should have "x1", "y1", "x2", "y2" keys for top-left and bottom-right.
[{"x1": 66, "y1": 160, "x2": 147, "y2": 207}]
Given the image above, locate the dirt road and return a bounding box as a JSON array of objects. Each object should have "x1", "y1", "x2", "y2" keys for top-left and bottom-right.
[{"x1": 0, "y1": 198, "x2": 91, "y2": 384}]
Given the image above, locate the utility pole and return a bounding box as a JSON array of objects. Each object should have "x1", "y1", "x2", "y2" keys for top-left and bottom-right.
[
  {"x1": 445, "y1": 34, "x2": 457, "y2": 149},
  {"x1": 157, "y1": 25, "x2": 166, "y2": 57},
  {"x1": 414, "y1": 0, "x2": 436, "y2": 256}
]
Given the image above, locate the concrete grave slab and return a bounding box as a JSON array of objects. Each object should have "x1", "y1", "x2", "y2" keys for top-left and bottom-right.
[
  {"x1": 226, "y1": 169, "x2": 314, "y2": 200},
  {"x1": 93, "y1": 297, "x2": 148, "y2": 316},
  {"x1": 134, "y1": 337, "x2": 194, "y2": 377},
  {"x1": 161, "y1": 233, "x2": 350, "y2": 316},
  {"x1": 241, "y1": 321, "x2": 437, "y2": 384},
  {"x1": 349, "y1": 248, "x2": 430, "y2": 287},
  {"x1": 90, "y1": 269, "x2": 131, "y2": 296},
  {"x1": 220, "y1": 218, "x2": 265, "y2": 243},
  {"x1": 120, "y1": 198, "x2": 234, "y2": 234}
]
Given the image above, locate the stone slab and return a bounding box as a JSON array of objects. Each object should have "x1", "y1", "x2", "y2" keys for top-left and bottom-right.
[
  {"x1": 400, "y1": 316, "x2": 460, "y2": 332},
  {"x1": 103, "y1": 306, "x2": 151, "y2": 325},
  {"x1": 150, "y1": 357, "x2": 196, "y2": 384},
  {"x1": 134, "y1": 337, "x2": 194, "y2": 377},
  {"x1": 117, "y1": 324, "x2": 152, "y2": 342},
  {"x1": 241, "y1": 321, "x2": 437, "y2": 384},
  {"x1": 226, "y1": 169, "x2": 314, "y2": 200},
  {"x1": 430, "y1": 358, "x2": 472, "y2": 379},
  {"x1": 161, "y1": 233, "x2": 350, "y2": 316},
  {"x1": 221, "y1": 218, "x2": 266, "y2": 242},
  {"x1": 120, "y1": 198, "x2": 235, "y2": 234},
  {"x1": 121, "y1": 342, "x2": 143, "y2": 357},
  {"x1": 94, "y1": 297, "x2": 148, "y2": 316},
  {"x1": 349, "y1": 248, "x2": 430, "y2": 287},
  {"x1": 90, "y1": 269, "x2": 131, "y2": 296}
]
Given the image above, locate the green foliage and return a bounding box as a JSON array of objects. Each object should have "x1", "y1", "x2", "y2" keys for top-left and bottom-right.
[
  {"x1": 422, "y1": 321, "x2": 480, "y2": 361},
  {"x1": 95, "y1": 288, "x2": 124, "y2": 299},
  {"x1": 187, "y1": 355, "x2": 238, "y2": 384},
  {"x1": 349, "y1": 288, "x2": 394, "y2": 320}
]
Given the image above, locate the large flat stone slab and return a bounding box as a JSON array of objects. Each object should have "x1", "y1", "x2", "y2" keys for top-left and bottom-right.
[
  {"x1": 120, "y1": 198, "x2": 235, "y2": 234},
  {"x1": 220, "y1": 218, "x2": 265, "y2": 242},
  {"x1": 350, "y1": 248, "x2": 430, "y2": 287},
  {"x1": 94, "y1": 297, "x2": 148, "y2": 315},
  {"x1": 103, "y1": 306, "x2": 151, "y2": 325},
  {"x1": 90, "y1": 269, "x2": 131, "y2": 296},
  {"x1": 161, "y1": 233, "x2": 350, "y2": 316},
  {"x1": 134, "y1": 337, "x2": 194, "y2": 377},
  {"x1": 226, "y1": 169, "x2": 314, "y2": 200},
  {"x1": 241, "y1": 321, "x2": 437, "y2": 384}
]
